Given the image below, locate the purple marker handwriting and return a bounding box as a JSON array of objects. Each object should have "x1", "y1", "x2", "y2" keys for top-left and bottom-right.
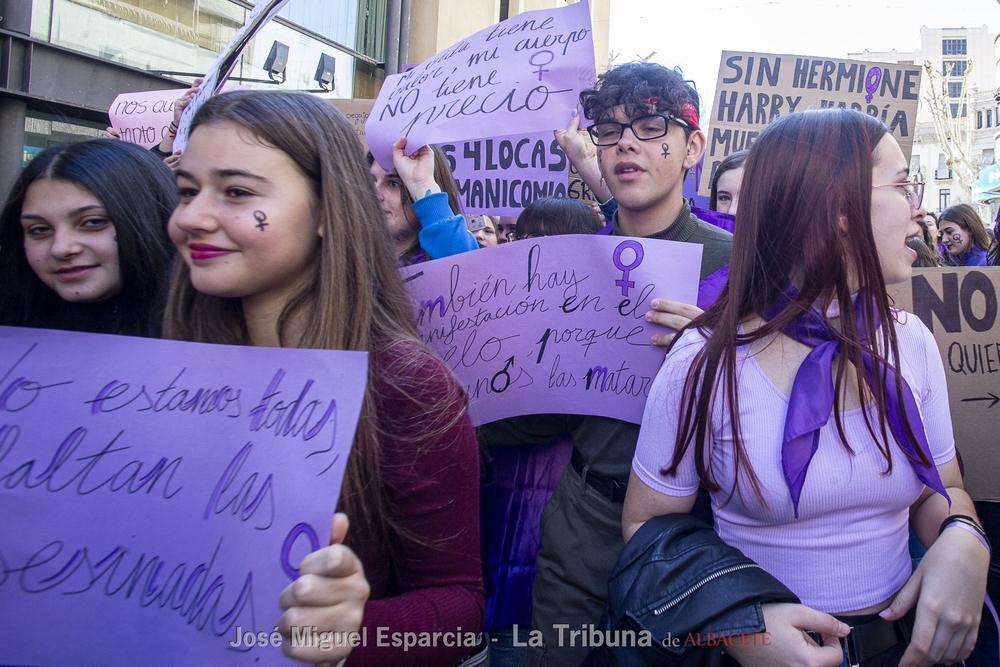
[{"x1": 614, "y1": 240, "x2": 645, "y2": 297}]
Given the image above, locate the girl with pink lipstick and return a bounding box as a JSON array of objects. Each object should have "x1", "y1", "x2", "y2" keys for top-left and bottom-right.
[
  {"x1": 0, "y1": 139, "x2": 176, "y2": 336},
  {"x1": 165, "y1": 90, "x2": 484, "y2": 667}
]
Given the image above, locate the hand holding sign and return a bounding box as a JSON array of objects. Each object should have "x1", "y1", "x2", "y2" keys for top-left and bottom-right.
[{"x1": 277, "y1": 513, "x2": 369, "y2": 664}]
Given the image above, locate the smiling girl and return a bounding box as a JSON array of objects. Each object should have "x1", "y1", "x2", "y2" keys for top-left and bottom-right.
[
  {"x1": 0, "y1": 140, "x2": 177, "y2": 336},
  {"x1": 625, "y1": 109, "x2": 989, "y2": 667},
  {"x1": 938, "y1": 203, "x2": 991, "y2": 267},
  {"x1": 164, "y1": 90, "x2": 484, "y2": 666}
]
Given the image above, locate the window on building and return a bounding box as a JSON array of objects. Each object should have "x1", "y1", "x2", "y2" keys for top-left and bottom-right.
[
  {"x1": 911, "y1": 155, "x2": 921, "y2": 173},
  {"x1": 978, "y1": 111, "x2": 984, "y2": 129},
  {"x1": 950, "y1": 103, "x2": 967, "y2": 119},
  {"x1": 984, "y1": 149, "x2": 995, "y2": 166},
  {"x1": 940, "y1": 189, "x2": 951, "y2": 211},
  {"x1": 948, "y1": 82, "x2": 963, "y2": 98},
  {"x1": 942, "y1": 38, "x2": 967, "y2": 55},
  {"x1": 938, "y1": 154, "x2": 947, "y2": 171},
  {"x1": 989, "y1": 110, "x2": 994, "y2": 127},
  {"x1": 943, "y1": 60, "x2": 968, "y2": 77},
  {"x1": 500, "y1": 0, "x2": 510, "y2": 20}
]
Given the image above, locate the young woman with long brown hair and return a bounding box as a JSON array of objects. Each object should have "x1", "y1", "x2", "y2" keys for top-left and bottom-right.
[
  {"x1": 165, "y1": 90, "x2": 484, "y2": 666},
  {"x1": 624, "y1": 109, "x2": 989, "y2": 667}
]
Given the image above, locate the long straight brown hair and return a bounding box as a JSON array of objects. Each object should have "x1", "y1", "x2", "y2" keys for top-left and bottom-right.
[
  {"x1": 165, "y1": 91, "x2": 466, "y2": 552},
  {"x1": 665, "y1": 108, "x2": 932, "y2": 503}
]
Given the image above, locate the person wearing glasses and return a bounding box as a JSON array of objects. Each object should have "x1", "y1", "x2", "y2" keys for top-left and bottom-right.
[
  {"x1": 938, "y1": 204, "x2": 991, "y2": 267},
  {"x1": 477, "y1": 62, "x2": 732, "y2": 667},
  {"x1": 625, "y1": 108, "x2": 988, "y2": 667}
]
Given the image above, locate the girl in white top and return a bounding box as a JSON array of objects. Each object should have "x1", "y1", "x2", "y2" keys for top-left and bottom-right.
[{"x1": 624, "y1": 109, "x2": 989, "y2": 667}]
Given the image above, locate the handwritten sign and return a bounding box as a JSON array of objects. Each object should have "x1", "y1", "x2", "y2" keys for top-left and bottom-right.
[
  {"x1": 109, "y1": 89, "x2": 186, "y2": 149},
  {"x1": 889, "y1": 268, "x2": 1000, "y2": 501},
  {"x1": 174, "y1": 0, "x2": 292, "y2": 152},
  {"x1": 0, "y1": 327, "x2": 366, "y2": 665},
  {"x1": 366, "y1": 0, "x2": 596, "y2": 170},
  {"x1": 401, "y1": 235, "x2": 701, "y2": 425},
  {"x1": 110, "y1": 85, "x2": 247, "y2": 150},
  {"x1": 329, "y1": 98, "x2": 376, "y2": 150},
  {"x1": 701, "y1": 51, "x2": 921, "y2": 197},
  {"x1": 442, "y1": 131, "x2": 570, "y2": 216}
]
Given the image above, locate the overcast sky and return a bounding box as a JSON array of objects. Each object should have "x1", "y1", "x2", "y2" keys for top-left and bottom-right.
[{"x1": 607, "y1": 0, "x2": 995, "y2": 113}]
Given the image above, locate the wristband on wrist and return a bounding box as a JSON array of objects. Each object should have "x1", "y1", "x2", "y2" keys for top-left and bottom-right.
[{"x1": 939, "y1": 514, "x2": 991, "y2": 553}]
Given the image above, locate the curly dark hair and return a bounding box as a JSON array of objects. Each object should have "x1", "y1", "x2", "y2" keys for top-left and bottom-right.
[{"x1": 580, "y1": 61, "x2": 700, "y2": 125}]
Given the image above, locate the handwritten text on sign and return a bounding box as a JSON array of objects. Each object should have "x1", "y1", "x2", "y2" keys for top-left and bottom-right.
[
  {"x1": 443, "y1": 131, "x2": 570, "y2": 216},
  {"x1": 0, "y1": 327, "x2": 366, "y2": 666},
  {"x1": 366, "y1": 0, "x2": 595, "y2": 169},
  {"x1": 401, "y1": 235, "x2": 702, "y2": 425},
  {"x1": 889, "y1": 268, "x2": 1000, "y2": 501},
  {"x1": 109, "y1": 89, "x2": 187, "y2": 149},
  {"x1": 701, "y1": 50, "x2": 921, "y2": 197}
]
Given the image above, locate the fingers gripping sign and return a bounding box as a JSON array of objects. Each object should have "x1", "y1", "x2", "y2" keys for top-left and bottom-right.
[
  {"x1": 278, "y1": 513, "x2": 370, "y2": 664},
  {"x1": 646, "y1": 299, "x2": 704, "y2": 348}
]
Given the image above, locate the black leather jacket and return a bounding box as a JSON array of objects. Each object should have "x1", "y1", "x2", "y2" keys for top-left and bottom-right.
[{"x1": 582, "y1": 514, "x2": 799, "y2": 667}]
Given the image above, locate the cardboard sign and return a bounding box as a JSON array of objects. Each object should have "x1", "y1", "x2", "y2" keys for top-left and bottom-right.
[
  {"x1": 0, "y1": 327, "x2": 367, "y2": 665},
  {"x1": 401, "y1": 235, "x2": 702, "y2": 426},
  {"x1": 442, "y1": 131, "x2": 570, "y2": 216},
  {"x1": 366, "y1": 0, "x2": 596, "y2": 169},
  {"x1": 329, "y1": 98, "x2": 376, "y2": 149},
  {"x1": 889, "y1": 268, "x2": 1000, "y2": 501},
  {"x1": 701, "y1": 51, "x2": 921, "y2": 197},
  {"x1": 174, "y1": 0, "x2": 292, "y2": 152}
]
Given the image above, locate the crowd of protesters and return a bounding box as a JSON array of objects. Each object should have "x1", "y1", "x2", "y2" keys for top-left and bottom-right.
[{"x1": 2, "y1": 59, "x2": 998, "y2": 667}]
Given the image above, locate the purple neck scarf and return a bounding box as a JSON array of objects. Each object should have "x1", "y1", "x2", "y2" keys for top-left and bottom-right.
[{"x1": 764, "y1": 287, "x2": 949, "y2": 518}]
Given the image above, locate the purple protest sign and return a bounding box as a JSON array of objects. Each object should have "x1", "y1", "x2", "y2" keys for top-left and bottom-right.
[
  {"x1": 401, "y1": 235, "x2": 702, "y2": 425},
  {"x1": 442, "y1": 131, "x2": 569, "y2": 216},
  {"x1": 0, "y1": 327, "x2": 366, "y2": 666},
  {"x1": 366, "y1": 1, "x2": 596, "y2": 170}
]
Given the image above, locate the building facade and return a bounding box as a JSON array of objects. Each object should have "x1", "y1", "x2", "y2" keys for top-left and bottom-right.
[{"x1": 850, "y1": 25, "x2": 999, "y2": 219}]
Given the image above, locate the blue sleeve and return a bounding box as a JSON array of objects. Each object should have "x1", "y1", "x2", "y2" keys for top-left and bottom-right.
[
  {"x1": 412, "y1": 192, "x2": 479, "y2": 259},
  {"x1": 962, "y1": 246, "x2": 989, "y2": 266},
  {"x1": 598, "y1": 197, "x2": 618, "y2": 224}
]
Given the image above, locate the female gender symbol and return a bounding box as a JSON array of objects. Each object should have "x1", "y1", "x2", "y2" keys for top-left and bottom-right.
[
  {"x1": 281, "y1": 522, "x2": 321, "y2": 580},
  {"x1": 528, "y1": 50, "x2": 555, "y2": 81},
  {"x1": 864, "y1": 68, "x2": 882, "y2": 104},
  {"x1": 613, "y1": 240, "x2": 644, "y2": 297}
]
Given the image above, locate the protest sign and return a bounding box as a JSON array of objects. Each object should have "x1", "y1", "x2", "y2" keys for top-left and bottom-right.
[
  {"x1": 0, "y1": 327, "x2": 367, "y2": 665},
  {"x1": 109, "y1": 89, "x2": 185, "y2": 149},
  {"x1": 365, "y1": 0, "x2": 596, "y2": 170},
  {"x1": 110, "y1": 85, "x2": 248, "y2": 150},
  {"x1": 401, "y1": 235, "x2": 701, "y2": 425},
  {"x1": 442, "y1": 131, "x2": 570, "y2": 216},
  {"x1": 330, "y1": 98, "x2": 376, "y2": 148},
  {"x1": 700, "y1": 51, "x2": 921, "y2": 197},
  {"x1": 174, "y1": 0, "x2": 292, "y2": 152},
  {"x1": 888, "y1": 268, "x2": 1000, "y2": 501}
]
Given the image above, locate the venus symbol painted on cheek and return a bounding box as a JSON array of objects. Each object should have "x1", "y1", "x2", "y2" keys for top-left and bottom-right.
[
  {"x1": 254, "y1": 211, "x2": 268, "y2": 232},
  {"x1": 661, "y1": 143, "x2": 670, "y2": 159}
]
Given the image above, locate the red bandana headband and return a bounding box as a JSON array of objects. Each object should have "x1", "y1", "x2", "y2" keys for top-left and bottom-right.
[{"x1": 629, "y1": 95, "x2": 700, "y2": 131}]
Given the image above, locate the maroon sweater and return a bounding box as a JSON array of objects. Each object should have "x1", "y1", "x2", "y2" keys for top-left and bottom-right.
[{"x1": 344, "y1": 340, "x2": 484, "y2": 667}]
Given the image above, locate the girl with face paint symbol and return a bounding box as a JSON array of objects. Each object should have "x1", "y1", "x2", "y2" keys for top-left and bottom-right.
[
  {"x1": 938, "y1": 204, "x2": 991, "y2": 267},
  {"x1": 166, "y1": 90, "x2": 484, "y2": 667}
]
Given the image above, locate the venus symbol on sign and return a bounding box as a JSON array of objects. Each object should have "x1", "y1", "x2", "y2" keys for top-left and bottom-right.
[
  {"x1": 281, "y1": 522, "x2": 321, "y2": 580},
  {"x1": 529, "y1": 50, "x2": 555, "y2": 81},
  {"x1": 864, "y1": 68, "x2": 882, "y2": 104},
  {"x1": 613, "y1": 240, "x2": 644, "y2": 297}
]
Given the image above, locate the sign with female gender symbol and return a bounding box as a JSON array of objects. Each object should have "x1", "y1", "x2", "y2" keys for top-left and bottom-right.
[
  {"x1": 402, "y1": 234, "x2": 702, "y2": 426},
  {"x1": 529, "y1": 50, "x2": 555, "y2": 81},
  {"x1": 0, "y1": 327, "x2": 367, "y2": 666}
]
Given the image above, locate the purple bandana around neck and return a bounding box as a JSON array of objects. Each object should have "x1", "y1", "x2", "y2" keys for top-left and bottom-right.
[{"x1": 764, "y1": 285, "x2": 950, "y2": 518}]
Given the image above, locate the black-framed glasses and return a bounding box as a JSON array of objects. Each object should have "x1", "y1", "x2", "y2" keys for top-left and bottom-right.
[
  {"x1": 872, "y1": 176, "x2": 925, "y2": 209},
  {"x1": 587, "y1": 114, "x2": 690, "y2": 147}
]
